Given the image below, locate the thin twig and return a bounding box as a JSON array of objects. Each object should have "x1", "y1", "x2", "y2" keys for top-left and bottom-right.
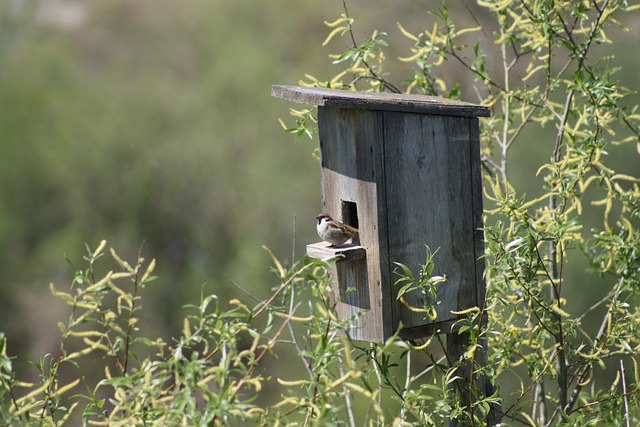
[
  {"x1": 229, "y1": 280, "x2": 261, "y2": 302},
  {"x1": 497, "y1": 346, "x2": 560, "y2": 423},
  {"x1": 122, "y1": 243, "x2": 146, "y2": 375},
  {"x1": 304, "y1": 303, "x2": 335, "y2": 425},
  {"x1": 621, "y1": 359, "x2": 630, "y2": 427},
  {"x1": 286, "y1": 267, "x2": 314, "y2": 379},
  {"x1": 339, "y1": 362, "x2": 357, "y2": 427},
  {"x1": 399, "y1": 349, "x2": 411, "y2": 421},
  {"x1": 341, "y1": 0, "x2": 401, "y2": 93},
  {"x1": 215, "y1": 304, "x2": 299, "y2": 426},
  {"x1": 566, "y1": 276, "x2": 626, "y2": 413}
]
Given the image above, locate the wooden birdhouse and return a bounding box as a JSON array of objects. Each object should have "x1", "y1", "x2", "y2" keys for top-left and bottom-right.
[{"x1": 272, "y1": 85, "x2": 490, "y2": 342}]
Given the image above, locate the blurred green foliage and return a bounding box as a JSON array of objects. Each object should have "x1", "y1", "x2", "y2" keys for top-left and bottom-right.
[{"x1": 0, "y1": 0, "x2": 341, "y2": 369}]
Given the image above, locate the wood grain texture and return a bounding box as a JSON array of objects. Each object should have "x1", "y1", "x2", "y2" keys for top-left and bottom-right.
[
  {"x1": 469, "y1": 118, "x2": 487, "y2": 313},
  {"x1": 317, "y1": 106, "x2": 390, "y2": 341},
  {"x1": 306, "y1": 242, "x2": 366, "y2": 262},
  {"x1": 274, "y1": 87, "x2": 488, "y2": 341},
  {"x1": 272, "y1": 85, "x2": 490, "y2": 118},
  {"x1": 334, "y1": 259, "x2": 371, "y2": 338},
  {"x1": 382, "y1": 113, "x2": 478, "y2": 337}
]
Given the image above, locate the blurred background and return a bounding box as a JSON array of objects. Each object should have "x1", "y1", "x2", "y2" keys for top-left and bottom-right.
[
  {"x1": 0, "y1": 0, "x2": 638, "y2": 393},
  {"x1": 0, "y1": 0, "x2": 443, "y2": 376},
  {"x1": 0, "y1": 0, "x2": 326, "y2": 371}
]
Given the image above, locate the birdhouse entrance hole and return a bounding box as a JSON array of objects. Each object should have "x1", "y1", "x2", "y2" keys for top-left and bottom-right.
[
  {"x1": 341, "y1": 201, "x2": 359, "y2": 240},
  {"x1": 272, "y1": 85, "x2": 490, "y2": 342}
]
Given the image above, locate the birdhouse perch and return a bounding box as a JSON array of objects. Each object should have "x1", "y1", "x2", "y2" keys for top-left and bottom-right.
[{"x1": 272, "y1": 85, "x2": 490, "y2": 342}]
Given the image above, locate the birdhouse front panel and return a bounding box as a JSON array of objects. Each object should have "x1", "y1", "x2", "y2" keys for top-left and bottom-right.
[
  {"x1": 317, "y1": 106, "x2": 392, "y2": 342},
  {"x1": 271, "y1": 85, "x2": 489, "y2": 342}
]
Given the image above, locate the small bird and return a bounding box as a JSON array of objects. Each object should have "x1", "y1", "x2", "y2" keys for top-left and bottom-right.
[{"x1": 316, "y1": 213, "x2": 359, "y2": 247}]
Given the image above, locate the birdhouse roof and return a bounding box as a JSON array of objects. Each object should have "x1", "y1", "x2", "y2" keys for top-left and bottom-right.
[{"x1": 272, "y1": 85, "x2": 490, "y2": 117}]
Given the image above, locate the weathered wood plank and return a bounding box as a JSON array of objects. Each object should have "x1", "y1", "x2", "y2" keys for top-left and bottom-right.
[
  {"x1": 334, "y1": 259, "x2": 370, "y2": 338},
  {"x1": 306, "y1": 241, "x2": 366, "y2": 262},
  {"x1": 272, "y1": 85, "x2": 490, "y2": 118},
  {"x1": 469, "y1": 118, "x2": 486, "y2": 312},
  {"x1": 317, "y1": 106, "x2": 391, "y2": 341},
  {"x1": 382, "y1": 112, "x2": 477, "y2": 334}
]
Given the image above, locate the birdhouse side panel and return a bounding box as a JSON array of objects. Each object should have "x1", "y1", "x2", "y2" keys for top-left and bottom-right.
[
  {"x1": 469, "y1": 117, "x2": 487, "y2": 313},
  {"x1": 382, "y1": 112, "x2": 478, "y2": 335},
  {"x1": 317, "y1": 107, "x2": 392, "y2": 341}
]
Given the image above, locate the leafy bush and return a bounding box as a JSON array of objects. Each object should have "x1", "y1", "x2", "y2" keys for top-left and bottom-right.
[
  {"x1": 0, "y1": 242, "x2": 443, "y2": 426},
  {"x1": 287, "y1": 0, "x2": 640, "y2": 424}
]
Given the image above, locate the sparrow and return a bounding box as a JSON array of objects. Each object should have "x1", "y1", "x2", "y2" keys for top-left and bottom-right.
[{"x1": 316, "y1": 213, "x2": 359, "y2": 247}]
